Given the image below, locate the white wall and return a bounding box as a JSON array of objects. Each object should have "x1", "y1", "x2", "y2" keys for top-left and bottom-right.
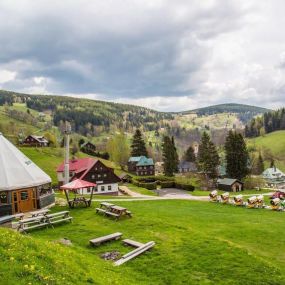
[{"x1": 78, "y1": 183, "x2": 118, "y2": 195}]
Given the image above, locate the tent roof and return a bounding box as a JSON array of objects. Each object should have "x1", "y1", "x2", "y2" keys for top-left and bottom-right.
[
  {"x1": 0, "y1": 133, "x2": 51, "y2": 191},
  {"x1": 60, "y1": 179, "x2": 96, "y2": 190}
]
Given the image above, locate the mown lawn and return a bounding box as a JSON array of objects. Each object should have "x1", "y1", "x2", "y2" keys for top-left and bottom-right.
[{"x1": 1, "y1": 200, "x2": 285, "y2": 285}]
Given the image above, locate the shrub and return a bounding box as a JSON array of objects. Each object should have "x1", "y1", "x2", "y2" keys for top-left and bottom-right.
[
  {"x1": 160, "y1": 181, "x2": 175, "y2": 188},
  {"x1": 132, "y1": 180, "x2": 157, "y2": 190},
  {"x1": 175, "y1": 182, "x2": 195, "y2": 191}
]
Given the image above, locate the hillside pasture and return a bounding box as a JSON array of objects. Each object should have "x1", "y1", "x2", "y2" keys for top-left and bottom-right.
[
  {"x1": 1, "y1": 199, "x2": 285, "y2": 284},
  {"x1": 248, "y1": 130, "x2": 285, "y2": 171}
]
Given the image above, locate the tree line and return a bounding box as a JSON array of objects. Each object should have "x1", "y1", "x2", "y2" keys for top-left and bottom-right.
[{"x1": 245, "y1": 108, "x2": 285, "y2": 137}]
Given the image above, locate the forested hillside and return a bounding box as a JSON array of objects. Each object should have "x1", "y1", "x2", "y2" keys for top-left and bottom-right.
[
  {"x1": 0, "y1": 90, "x2": 269, "y2": 158},
  {"x1": 245, "y1": 108, "x2": 285, "y2": 137}
]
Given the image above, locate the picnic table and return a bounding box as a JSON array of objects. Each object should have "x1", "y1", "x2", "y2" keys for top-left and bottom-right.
[
  {"x1": 68, "y1": 196, "x2": 91, "y2": 208},
  {"x1": 100, "y1": 202, "x2": 114, "y2": 209},
  {"x1": 29, "y1": 209, "x2": 50, "y2": 217}
]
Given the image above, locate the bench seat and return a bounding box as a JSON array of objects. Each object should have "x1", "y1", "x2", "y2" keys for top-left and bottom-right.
[
  {"x1": 96, "y1": 208, "x2": 106, "y2": 214},
  {"x1": 123, "y1": 239, "x2": 144, "y2": 248},
  {"x1": 105, "y1": 211, "x2": 120, "y2": 219},
  {"x1": 90, "y1": 232, "x2": 122, "y2": 246}
]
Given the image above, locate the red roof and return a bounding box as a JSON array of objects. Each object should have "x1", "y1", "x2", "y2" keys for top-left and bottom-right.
[
  {"x1": 57, "y1": 158, "x2": 96, "y2": 173},
  {"x1": 60, "y1": 179, "x2": 96, "y2": 190}
]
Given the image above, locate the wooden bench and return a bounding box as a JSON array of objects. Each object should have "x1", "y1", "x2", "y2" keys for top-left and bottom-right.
[
  {"x1": 17, "y1": 216, "x2": 48, "y2": 232},
  {"x1": 89, "y1": 232, "x2": 122, "y2": 246},
  {"x1": 123, "y1": 239, "x2": 144, "y2": 248},
  {"x1": 126, "y1": 210, "x2": 132, "y2": 217},
  {"x1": 114, "y1": 241, "x2": 155, "y2": 266},
  {"x1": 96, "y1": 208, "x2": 107, "y2": 214},
  {"x1": 45, "y1": 211, "x2": 72, "y2": 226},
  {"x1": 105, "y1": 211, "x2": 120, "y2": 220}
]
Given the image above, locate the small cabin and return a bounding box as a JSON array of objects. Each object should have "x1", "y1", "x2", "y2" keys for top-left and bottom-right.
[
  {"x1": 22, "y1": 135, "x2": 49, "y2": 147},
  {"x1": 217, "y1": 178, "x2": 243, "y2": 192},
  {"x1": 118, "y1": 173, "x2": 132, "y2": 183},
  {"x1": 178, "y1": 161, "x2": 197, "y2": 173},
  {"x1": 80, "y1": 141, "x2": 96, "y2": 152}
]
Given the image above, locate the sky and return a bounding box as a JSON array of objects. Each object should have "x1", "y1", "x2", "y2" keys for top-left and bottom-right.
[{"x1": 0, "y1": 0, "x2": 285, "y2": 112}]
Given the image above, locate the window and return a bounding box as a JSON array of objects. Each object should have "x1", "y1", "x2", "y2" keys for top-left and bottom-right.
[
  {"x1": 91, "y1": 174, "x2": 95, "y2": 179},
  {"x1": 38, "y1": 184, "x2": 52, "y2": 197},
  {"x1": 20, "y1": 191, "x2": 29, "y2": 201},
  {"x1": 101, "y1": 186, "x2": 105, "y2": 191},
  {"x1": 104, "y1": 173, "x2": 107, "y2": 177},
  {"x1": 0, "y1": 192, "x2": 8, "y2": 204},
  {"x1": 87, "y1": 188, "x2": 91, "y2": 193},
  {"x1": 144, "y1": 166, "x2": 146, "y2": 169},
  {"x1": 108, "y1": 185, "x2": 112, "y2": 191}
]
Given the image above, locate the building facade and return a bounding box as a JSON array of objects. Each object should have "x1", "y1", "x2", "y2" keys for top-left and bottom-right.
[
  {"x1": 22, "y1": 135, "x2": 49, "y2": 147},
  {"x1": 57, "y1": 158, "x2": 121, "y2": 195},
  {"x1": 0, "y1": 133, "x2": 54, "y2": 217},
  {"x1": 128, "y1": 156, "x2": 155, "y2": 176}
]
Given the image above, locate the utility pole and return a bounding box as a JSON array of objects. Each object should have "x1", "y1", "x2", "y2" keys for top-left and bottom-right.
[{"x1": 64, "y1": 122, "x2": 71, "y2": 185}]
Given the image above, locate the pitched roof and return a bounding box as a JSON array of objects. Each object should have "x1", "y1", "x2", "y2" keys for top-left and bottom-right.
[
  {"x1": 217, "y1": 178, "x2": 243, "y2": 186},
  {"x1": 30, "y1": 135, "x2": 48, "y2": 143},
  {"x1": 0, "y1": 133, "x2": 51, "y2": 191},
  {"x1": 57, "y1": 158, "x2": 96, "y2": 172},
  {"x1": 80, "y1": 141, "x2": 96, "y2": 148},
  {"x1": 262, "y1": 167, "x2": 285, "y2": 180},
  {"x1": 136, "y1": 156, "x2": 154, "y2": 166},
  {"x1": 128, "y1": 156, "x2": 143, "y2": 162},
  {"x1": 178, "y1": 161, "x2": 197, "y2": 170}
]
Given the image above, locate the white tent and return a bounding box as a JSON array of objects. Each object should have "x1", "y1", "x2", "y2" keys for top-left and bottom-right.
[{"x1": 0, "y1": 133, "x2": 51, "y2": 191}]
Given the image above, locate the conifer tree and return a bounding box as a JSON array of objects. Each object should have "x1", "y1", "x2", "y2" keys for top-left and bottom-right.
[
  {"x1": 130, "y1": 129, "x2": 148, "y2": 157},
  {"x1": 198, "y1": 132, "x2": 219, "y2": 179},
  {"x1": 184, "y1": 146, "x2": 195, "y2": 162},
  {"x1": 225, "y1": 130, "x2": 249, "y2": 180},
  {"x1": 162, "y1": 135, "x2": 179, "y2": 176},
  {"x1": 255, "y1": 152, "x2": 265, "y2": 174}
]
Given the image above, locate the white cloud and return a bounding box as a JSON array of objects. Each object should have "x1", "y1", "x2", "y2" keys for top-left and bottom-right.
[
  {"x1": 0, "y1": 0, "x2": 284, "y2": 110},
  {"x1": 0, "y1": 69, "x2": 16, "y2": 84}
]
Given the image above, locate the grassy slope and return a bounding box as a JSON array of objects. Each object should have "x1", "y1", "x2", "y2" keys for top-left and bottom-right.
[
  {"x1": 1, "y1": 200, "x2": 285, "y2": 285},
  {"x1": 247, "y1": 130, "x2": 285, "y2": 171}
]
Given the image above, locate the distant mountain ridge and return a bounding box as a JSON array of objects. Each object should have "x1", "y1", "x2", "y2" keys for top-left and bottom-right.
[{"x1": 182, "y1": 103, "x2": 270, "y2": 115}]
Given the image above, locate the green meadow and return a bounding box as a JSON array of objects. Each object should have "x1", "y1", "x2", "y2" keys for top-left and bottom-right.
[
  {"x1": 1, "y1": 199, "x2": 285, "y2": 285},
  {"x1": 247, "y1": 130, "x2": 285, "y2": 172}
]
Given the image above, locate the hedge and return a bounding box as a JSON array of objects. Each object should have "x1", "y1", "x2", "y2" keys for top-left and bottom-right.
[
  {"x1": 133, "y1": 180, "x2": 157, "y2": 190},
  {"x1": 160, "y1": 181, "x2": 175, "y2": 188},
  {"x1": 175, "y1": 183, "x2": 195, "y2": 191}
]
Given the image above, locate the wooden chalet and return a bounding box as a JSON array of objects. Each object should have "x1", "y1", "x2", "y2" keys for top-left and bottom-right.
[
  {"x1": 128, "y1": 156, "x2": 155, "y2": 176},
  {"x1": 57, "y1": 158, "x2": 121, "y2": 195},
  {"x1": 178, "y1": 161, "x2": 197, "y2": 173},
  {"x1": 118, "y1": 173, "x2": 132, "y2": 183},
  {"x1": 0, "y1": 133, "x2": 54, "y2": 217},
  {"x1": 22, "y1": 135, "x2": 49, "y2": 147},
  {"x1": 80, "y1": 141, "x2": 96, "y2": 152},
  {"x1": 217, "y1": 178, "x2": 243, "y2": 192}
]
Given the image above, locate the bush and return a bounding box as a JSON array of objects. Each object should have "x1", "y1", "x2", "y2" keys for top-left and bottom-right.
[
  {"x1": 160, "y1": 181, "x2": 175, "y2": 188},
  {"x1": 175, "y1": 182, "x2": 195, "y2": 191},
  {"x1": 132, "y1": 180, "x2": 157, "y2": 190}
]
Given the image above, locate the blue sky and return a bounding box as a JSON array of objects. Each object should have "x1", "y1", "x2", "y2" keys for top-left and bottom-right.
[{"x1": 0, "y1": 0, "x2": 285, "y2": 111}]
